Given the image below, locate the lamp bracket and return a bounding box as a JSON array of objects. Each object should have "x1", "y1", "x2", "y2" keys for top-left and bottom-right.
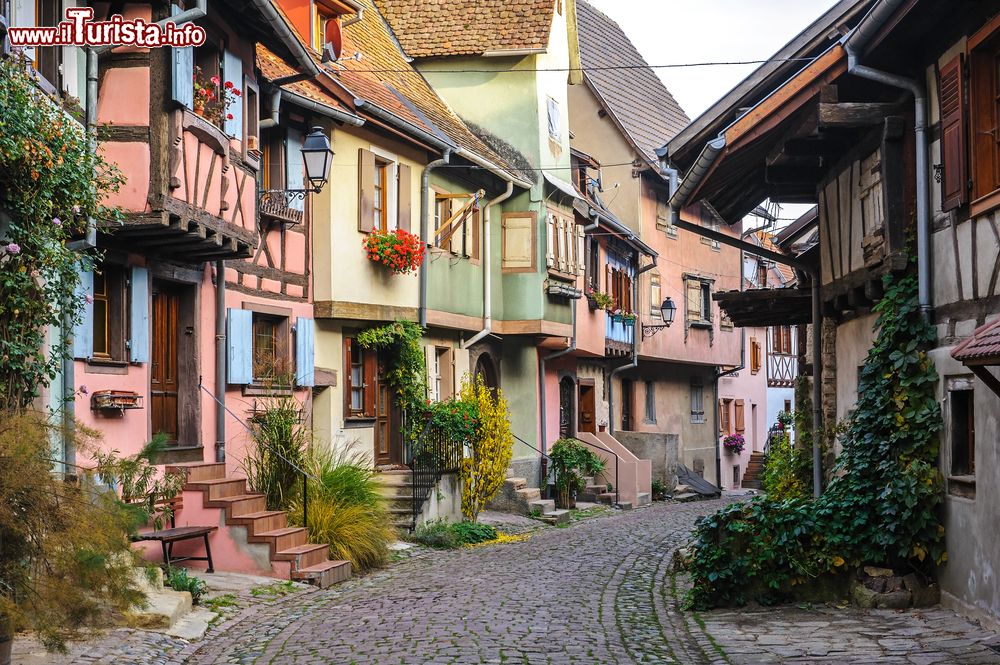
[
  {"x1": 258, "y1": 188, "x2": 318, "y2": 208},
  {"x1": 641, "y1": 324, "x2": 671, "y2": 339}
]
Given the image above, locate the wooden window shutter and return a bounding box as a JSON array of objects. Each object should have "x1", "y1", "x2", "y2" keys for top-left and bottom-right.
[
  {"x1": 72, "y1": 269, "x2": 94, "y2": 359},
  {"x1": 686, "y1": 280, "x2": 701, "y2": 321},
  {"x1": 397, "y1": 163, "x2": 412, "y2": 232},
  {"x1": 556, "y1": 216, "x2": 568, "y2": 272},
  {"x1": 650, "y1": 273, "x2": 661, "y2": 315},
  {"x1": 129, "y1": 266, "x2": 150, "y2": 363},
  {"x1": 343, "y1": 337, "x2": 354, "y2": 416},
  {"x1": 286, "y1": 128, "x2": 305, "y2": 211},
  {"x1": 226, "y1": 308, "x2": 253, "y2": 384},
  {"x1": 363, "y1": 350, "x2": 377, "y2": 417},
  {"x1": 939, "y1": 54, "x2": 968, "y2": 211},
  {"x1": 295, "y1": 317, "x2": 315, "y2": 387},
  {"x1": 546, "y1": 213, "x2": 556, "y2": 268},
  {"x1": 358, "y1": 148, "x2": 376, "y2": 232},
  {"x1": 576, "y1": 224, "x2": 585, "y2": 276},
  {"x1": 223, "y1": 50, "x2": 244, "y2": 138},
  {"x1": 471, "y1": 209, "x2": 480, "y2": 260},
  {"x1": 170, "y1": 5, "x2": 194, "y2": 109},
  {"x1": 502, "y1": 214, "x2": 534, "y2": 269},
  {"x1": 734, "y1": 399, "x2": 745, "y2": 432}
]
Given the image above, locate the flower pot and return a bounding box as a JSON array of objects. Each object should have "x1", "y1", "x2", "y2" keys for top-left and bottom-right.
[
  {"x1": 587, "y1": 296, "x2": 598, "y2": 311},
  {"x1": 622, "y1": 317, "x2": 636, "y2": 327},
  {"x1": 611, "y1": 313, "x2": 624, "y2": 323}
]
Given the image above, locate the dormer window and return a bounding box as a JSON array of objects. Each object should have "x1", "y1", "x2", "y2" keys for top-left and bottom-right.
[{"x1": 311, "y1": 0, "x2": 358, "y2": 54}]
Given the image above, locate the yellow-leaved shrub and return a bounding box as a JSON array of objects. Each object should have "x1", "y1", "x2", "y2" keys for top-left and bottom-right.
[{"x1": 458, "y1": 375, "x2": 514, "y2": 522}]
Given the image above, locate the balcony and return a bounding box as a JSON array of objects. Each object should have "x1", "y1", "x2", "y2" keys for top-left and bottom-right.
[
  {"x1": 767, "y1": 353, "x2": 796, "y2": 387},
  {"x1": 605, "y1": 315, "x2": 634, "y2": 357}
]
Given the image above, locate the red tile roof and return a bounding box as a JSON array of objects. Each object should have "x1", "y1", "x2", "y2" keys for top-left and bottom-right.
[
  {"x1": 372, "y1": 0, "x2": 557, "y2": 58},
  {"x1": 953, "y1": 318, "x2": 1000, "y2": 364}
]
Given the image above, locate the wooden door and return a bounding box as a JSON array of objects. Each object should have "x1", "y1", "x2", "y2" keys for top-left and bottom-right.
[
  {"x1": 620, "y1": 379, "x2": 635, "y2": 431},
  {"x1": 559, "y1": 376, "x2": 575, "y2": 438},
  {"x1": 374, "y1": 355, "x2": 403, "y2": 466},
  {"x1": 151, "y1": 286, "x2": 180, "y2": 443},
  {"x1": 578, "y1": 382, "x2": 596, "y2": 434}
]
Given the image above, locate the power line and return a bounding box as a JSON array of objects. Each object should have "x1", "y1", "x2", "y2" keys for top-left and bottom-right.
[{"x1": 332, "y1": 56, "x2": 816, "y2": 75}]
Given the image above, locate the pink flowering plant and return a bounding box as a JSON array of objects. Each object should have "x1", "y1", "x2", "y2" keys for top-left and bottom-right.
[
  {"x1": 722, "y1": 433, "x2": 746, "y2": 455},
  {"x1": 192, "y1": 67, "x2": 242, "y2": 127},
  {"x1": 0, "y1": 55, "x2": 124, "y2": 409}
]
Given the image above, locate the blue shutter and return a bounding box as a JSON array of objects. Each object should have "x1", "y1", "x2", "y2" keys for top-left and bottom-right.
[
  {"x1": 286, "y1": 127, "x2": 305, "y2": 211},
  {"x1": 223, "y1": 49, "x2": 244, "y2": 138},
  {"x1": 129, "y1": 266, "x2": 150, "y2": 363},
  {"x1": 295, "y1": 317, "x2": 315, "y2": 387},
  {"x1": 72, "y1": 269, "x2": 93, "y2": 360},
  {"x1": 227, "y1": 308, "x2": 253, "y2": 384},
  {"x1": 170, "y1": 5, "x2": 194, "y2": 109}
]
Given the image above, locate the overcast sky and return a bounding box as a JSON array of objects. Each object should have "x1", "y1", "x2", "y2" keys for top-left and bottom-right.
[{"x1": 585, "y1": 0, "x2": 840, "y2": 119}]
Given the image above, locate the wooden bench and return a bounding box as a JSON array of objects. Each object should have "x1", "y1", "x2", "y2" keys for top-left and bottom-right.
[{"x1": 132, "y1": 495, "x2": 217, "y2": 573}]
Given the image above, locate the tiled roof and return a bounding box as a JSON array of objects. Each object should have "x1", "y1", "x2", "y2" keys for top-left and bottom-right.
[
  {"x1": 256, "y1": 46, "x2": 357, "y2": 117},
  {"x1": 576, "y1": 0, "x2": 689, "y2": 164},
  {"x1": 751, "y1": 231, "x2": 796, "y2": 285},
  {"x1": 953, "y1": 319, "x2": 1000, "y2": 363},
  {"x1": 371, "y1": 0, "x2": 556, "y2": 58},
  {"x1": 328, "y1": 0, "x2": 528, "y2": 178}
]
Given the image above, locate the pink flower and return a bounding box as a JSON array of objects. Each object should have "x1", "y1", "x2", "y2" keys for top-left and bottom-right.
[
  {"x1": 78, "y1": 385, "x2": 88, "y2": 395},
  {"x1": 5, "y1": 242, "x2": 20, "y2": 254},
  {"x1": 84, "y1": 293, "x2": 94, "y2": 304},
  {"x1": 52, "y1": 217, "x2": 62, "y2": 226},
  {"x1": 210, "y1": 75, "x2": 221, "y2": 85}
]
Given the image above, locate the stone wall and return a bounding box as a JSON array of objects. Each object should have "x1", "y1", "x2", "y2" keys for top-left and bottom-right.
[{"x1": 614, "y1": 431, "x2": 678, "y2": 491}]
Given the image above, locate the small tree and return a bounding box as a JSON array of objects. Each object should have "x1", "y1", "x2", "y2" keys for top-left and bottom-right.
[{"x1": 458, "y1": 375, "x2": 514, "y2": 522}]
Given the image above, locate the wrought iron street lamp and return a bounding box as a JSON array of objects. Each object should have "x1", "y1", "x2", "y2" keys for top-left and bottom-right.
[
  {"x1": 259, "y1": 126, "x2": 333, "y2": 211},
  {"x1": 641, "y1": 296, "x2": 676, "y2": 339}
]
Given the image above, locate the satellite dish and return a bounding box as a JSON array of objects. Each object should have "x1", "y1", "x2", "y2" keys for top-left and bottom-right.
[{"x1": 325, "y1": 18, "x2": 343, "y2": 61}]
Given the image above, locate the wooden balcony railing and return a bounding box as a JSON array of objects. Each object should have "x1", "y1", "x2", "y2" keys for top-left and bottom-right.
[{"x1": 767, "y1": 352, "x2": 796, "y2": 387}]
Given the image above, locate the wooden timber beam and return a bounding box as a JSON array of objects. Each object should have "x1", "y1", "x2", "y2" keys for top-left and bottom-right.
[
  {"x1": 818, "y1": 102, "x2": 898, "y2": 128},
  {"x1": 765, "y1": 165, "x2": 826, "y2": 185},
  {"x1": 674, "y1": 219, "x2": 814, "y2": 274}
]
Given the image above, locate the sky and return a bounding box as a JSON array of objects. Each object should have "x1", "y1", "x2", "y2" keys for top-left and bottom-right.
[{"x1": 584, "y1": 0, "x2": 841, "y2": 225}]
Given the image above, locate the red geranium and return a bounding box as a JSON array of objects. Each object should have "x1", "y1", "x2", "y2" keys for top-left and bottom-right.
[{"x1": 362, "y1": 228, "x2": 425, "y2": 275}]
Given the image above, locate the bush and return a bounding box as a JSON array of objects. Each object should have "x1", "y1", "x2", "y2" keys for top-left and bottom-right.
[
  {"x1": 549, "y1": 438, "x2": 605, "y2": 492},
  {"x1": 243, "y1": 392, "x2": 308, "y2": 511},
  {"x1": 761, "y1": 432, "x2": 809, "y2": 501},
  {"x1": 459, "y1": 375, "x2": 514, "y2": 522},
  {"x1": 165, "y1": 568, "x2": 207, "y2": 604},
  {"x1": 685, "y1": 271, "x2": 943, "y2": 609},
  {"x1": 651, "y1": 478, "x2": 668, "y2": 501},
  {"x1": 406, "y1": 520, "x2": 498, "y2": 549},
  {"x1": 287, "y1": 443, "x2": 394, "y2": 574}
]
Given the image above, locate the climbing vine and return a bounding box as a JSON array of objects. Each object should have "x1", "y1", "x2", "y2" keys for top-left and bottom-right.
[
  {"x1": 0, "y1": 56, "x2": 123, "y2": 410},
  {"x1": 685, "y1": 269, "x2": 943, "y2": 608},
  {"x1": 356, "y1": 320, "x2": 426, "y2": 415}
]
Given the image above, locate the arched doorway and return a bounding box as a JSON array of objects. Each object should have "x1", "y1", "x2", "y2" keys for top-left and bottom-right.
[
  {"x1": 559, "y1": 376, "x2": 576, "y2": 438},
  {"x1": 474, "y1": 353, "x2": 499, "y2": 391}
]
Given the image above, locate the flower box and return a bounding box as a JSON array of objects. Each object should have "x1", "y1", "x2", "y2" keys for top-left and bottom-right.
[
  {"x1": 363, "y1": 228, "x2": 425, "y2": 275},
  {"x1": 91, "y1": 390, "x2": 143, "y2": 412}
]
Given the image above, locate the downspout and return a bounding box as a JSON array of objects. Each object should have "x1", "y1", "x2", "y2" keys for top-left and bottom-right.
[
  {"x1": 215, "y1": 261, "x2": 226, "y2": 463},
  {"x1": 843, "y1": 0, "x2": 930, "y2": 319},
  {"x1": 538, "y1": 213, "x2": 598, "y2": 450},
  {"x1": 464, "y1": 180, "x2": 515, "y2": 349},
  {"x1": 259, "y1": 88, "x2": 282, "y2": 130},
  {"x1": 419, "y1": 149, "x2": 452, "y2": 327}
]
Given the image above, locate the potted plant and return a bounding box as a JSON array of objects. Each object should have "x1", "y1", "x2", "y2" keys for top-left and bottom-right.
[
  {"x1": 610, "y1": 308, "x2": 624, "y2": 323},
  {"x1": 192, "y1": 67, "x2": 241, "y2": 126},
  {"x1": 620, "y1": 312, "x2": 637, "y2": 326},
  {"x1": 722, "y1": 432, "x2": 746, "y2": 456},
  {"x1": 587, "y1": 289, "x2": 614, "y2": 311},
  {"x1": 549, "y1": 438, "x2": 605, "y2": 509},
  {"x1": 363, "y1": 228, "x2": 425, "y2": 275}
]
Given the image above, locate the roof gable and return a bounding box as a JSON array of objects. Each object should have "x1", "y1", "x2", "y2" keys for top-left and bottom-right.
[{"x1": 576, "y1": 0, "x2": 689, "y2": 164}]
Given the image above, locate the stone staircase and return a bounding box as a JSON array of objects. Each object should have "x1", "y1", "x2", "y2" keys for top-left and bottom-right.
[
  {"x1": 741, "y1": 451, "x2": 766, "y2": 489},
  {"x1": 488, "y1": 476, "x2": 570, "y2": 524},
  {"x1": 376, "y1": 469, "x2": 432, "y2": 532},
  {"x1": 165, "y1": 462, "x2": 351, "y2": 588}
]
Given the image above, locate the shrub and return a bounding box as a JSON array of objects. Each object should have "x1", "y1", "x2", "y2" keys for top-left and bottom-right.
[
  {"x1": 761, "y1": 432, "x2": 809, "y2": 501},
  {"x1": 165, "y1": 568, "x2": 208, "y2": 604},
  {"x1": 549, "y1": 438, "x2": 605, "y2": 492},
  {"x1": 406, "y1": 520, "x2": 498, "y2": 549},
  {"x1": 451, "y1": 521, "x2": 497, "y2": 545},
  {"x1": 0, "y1": 412, "x2": 143, "y2": 652},
  {"x1": 287, "y1": 443, "x2": 394, "y2": 574},
  {"x1": 356, "y1": 321, "x2": 425, "y2": 423},
  {"x1": 243, "y1": 392, "x2": 308, "y2": 511},
  {"x1": 423, "y1": 397, "x2": 479, "y2": 445},
  {"x1": 459, "y1": 375, "x2": 514, "y2": 522},
  {"x1": 685, "y1": 270, "x2": 943, "y2": 609},
  {"x1": 92, "y1": 434, "x2": 187, "y2": 531},
  {"x1": 651, "y1": 478, "x2": 668, "y2": 501}
]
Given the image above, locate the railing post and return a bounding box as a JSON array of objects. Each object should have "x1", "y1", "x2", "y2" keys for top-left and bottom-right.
[{"x1": 303, "y1": 472, "x2": 308, "y2": 528}]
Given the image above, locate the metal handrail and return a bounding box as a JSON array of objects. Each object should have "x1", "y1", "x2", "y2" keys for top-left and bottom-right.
[
  {"x1": 511, "y1": 433, "x2": 551, "y2": 497},
  {"x1": 571, "y1": 436, "x2": 620, "y2": 507},
  {"x1": 407, "y1": 417, "x2": 464, "y2": 529}
]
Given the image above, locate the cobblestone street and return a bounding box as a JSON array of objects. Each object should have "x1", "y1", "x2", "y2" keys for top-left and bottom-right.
[{"x1": 15, "y1": 499, "x2": 1000, "y2": 664}]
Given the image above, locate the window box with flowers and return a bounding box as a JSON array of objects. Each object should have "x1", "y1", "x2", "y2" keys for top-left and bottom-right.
[
  {"x1": 587, "y1": 289, "x2": 614, "y2": 311},
  {"x1": 722, "y1": 433, "x2": 746, "y2": 456},
  {"x1": 192, "y1": 66, "x2": 241, "y2": 127},
  {"x1": 363, "y1": 228, "x2": 425, "y2": 275}
]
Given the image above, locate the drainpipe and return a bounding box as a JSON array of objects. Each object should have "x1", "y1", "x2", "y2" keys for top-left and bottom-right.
[
  {"x1": 843, "y1": 0, "x2": 930, "y2": 320},
  {"x1": 463, "y1": 180, "x2": 514, "y2": 349},
  {"x1": 214, "y1": 261, "x2": 226, "y2": 463},
  {"x1": 259, "y1": 88, "x2": 282, "y2": 130},
  {"x1": 419, "y1": 149, "x2": 452, "y2": 327}
]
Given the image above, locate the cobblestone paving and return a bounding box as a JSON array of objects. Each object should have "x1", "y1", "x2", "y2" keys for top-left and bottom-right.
[{"x1": 13, "y1": 498, "x2": 1000, "y2": 664}]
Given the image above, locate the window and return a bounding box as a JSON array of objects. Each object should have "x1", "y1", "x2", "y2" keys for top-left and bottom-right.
[
  {"x1": 951, "y1": 388, "x2": 975, "y2": 476},
  {"x1": 750, "y1": 338, "x2": 762, "y2": 374},
  {"x1": 608, "y1": 266, "x2": 634, "y2": 312},
  {"x1": 546, "y1": 211, "x2": 583, "y2": 278},
  {"x1": 656, "y1": 191, "x2": 676, "y2": 237},
  {"x1": 690, "y1": 379, "x2": 705, "y2": 424},
  {"x1": 733, "y1": 465, "x2": 741, "y2": 487},
  {"x1": 719, "y1": 398, "x2": 732, "y2": 434},
  {"x1": 547, "y1": 97, "x2": 562, "y2": 141},
  {"x1": 586, "y1": 237, "x2": 600, "y2": 291},
  {"x1": 756, "y1": 261, "x2": 768, "y2": 288},
  {"x1": 91, "y1": 265, "x2": 127, "y2": 362},
  {"x1": 969, "y1": 25, "x2": 1000, "y2": 205},
  {"x1": 245, "y1": 85, "x2": 259, "y2": 153},
  {"x1": 428, "y1": 347, "x2": 454, "y2": 402},
  {"x1": 685, "y1": 278, "x2": 712, "y2": 326},
  {"x1": 501, "y1": 212, "x2": 536, "y2": 272},
  {"x1": 312, "y1": 2, "x2": 336, "y2": 52},
  {"x1": 373, "y1": 159, "x2": 388, "y2": 231},
  {"x1": 649, "y1": 273, "x2": 661, "y2": 316},
  {"x1": 772, "y1": 326, "x2": 793, "y2": 354},
  {"x1": 344, "y1": 337, "x2": 376, "y2": 419},
  {"x1": 434, "y1": 193, "x2": 480, "y2": 259},
  {"x1": 252, "y1": 313, "x2": 288, "y2": 382},
  {"x1": 34, "y1": 0, "x2": 63, "y2": 91},
  {"x1": 644, "y1": 380, "x2": 656, "y2": 423}
]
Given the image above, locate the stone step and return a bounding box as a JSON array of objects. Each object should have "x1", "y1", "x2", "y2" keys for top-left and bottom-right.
[
  {"x1": 275, "y1": 543, "x2": 329, "y2": 570},
  {"x1": 674, "y1": 492, "x2": 699, "y2": 502},
  {"x1": 515, "y1": 487, "x2": 541, "y2": 502},
  {"x1": 597, "y1": 492, "x2": 616, "y2": 505},
  {"x1": 528, "y1": 499, "x2": 555, "y2": 515},
  {"x1": 636, "y1": 492, "x2": 651, "y2": 507},
  {"x1": 617, "y1": 501, "x2": 634, "y2": 511},
  {"x1": 292, "y1": 560, "x2": 351, "y2": 589},
  {"x1": 742, "y1": 480, "x2": 763, "y2": 489},
  {"x1": 505, "y1": 477, "x2": 528, "y2": 490},
  {"x1": 530, "y1": 508, "x2": 571, "y2": 525},
  {"x1": 166, "y1": 462, "x2": 227, "y2": 482}
]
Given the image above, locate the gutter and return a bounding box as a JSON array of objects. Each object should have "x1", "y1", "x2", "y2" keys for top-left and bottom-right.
[
  {"x1": 282, "y1": 89, "x2": 365, "y2": 126},
  {"x1": 355, "y1": 98, "x2": 457, "y2": 153},
  {"x1": 842, "y1": 0, "x2": 930, "y2": 320},
  {"x1": 247, "y1": 0, "x2": 321, "y2": 82},
  {"x1": 464, "y1": 180, "x2": 515, "y2": 349},
  {"x1": 419, "y1": 149, "x2": 452, "y2": 327}
]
